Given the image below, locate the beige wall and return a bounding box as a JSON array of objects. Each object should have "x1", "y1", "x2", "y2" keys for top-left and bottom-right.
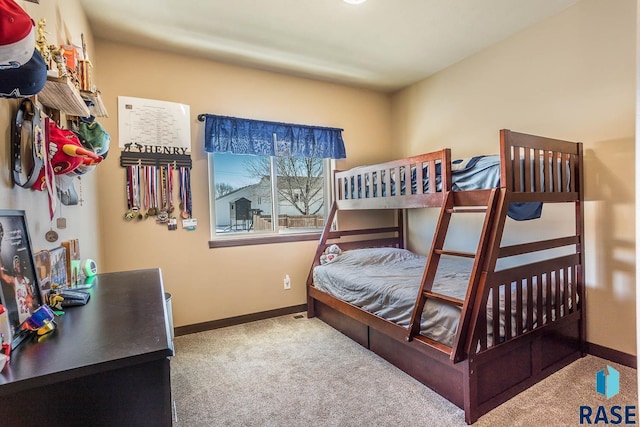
[
  {"x1": 391, "y1": 0, "x2": 636, "y2": 355},
  {"x1": 2, "y1": 0, "x2": 636, "y2": 356},
  {"x1": 0, "y1": 1, "x2": 101, "y2": 275},
  {"x1": 93, "y1": 41, "x2": 393, "y2": 327}
]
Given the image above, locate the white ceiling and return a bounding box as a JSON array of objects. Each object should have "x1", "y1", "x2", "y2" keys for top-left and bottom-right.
[{"x1": 79, "y1": 0, "x2": 579, "y2": 92}]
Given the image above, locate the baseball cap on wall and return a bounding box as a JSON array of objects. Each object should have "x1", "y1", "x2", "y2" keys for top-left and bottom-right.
[
  {"x1": 0, "y1": 0, "x2": 46, "y2": 98},
  {"x1": 0, "y1": 48, "x2": 46, "y2": 98},
  {"x1": 76, "y1": 120, "x2": 111, "y2": 158},
  {"x1": 0, "y1": 0, "x2": 37, "y2": 69}
]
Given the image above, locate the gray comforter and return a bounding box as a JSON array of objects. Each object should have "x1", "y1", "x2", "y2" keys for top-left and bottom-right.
[
  {"x1": 313, "y1": 247, "x2": 573, "y2": 347},
  {"x1": 313, "y1": 247, "x2": 473, "y2": 346}
]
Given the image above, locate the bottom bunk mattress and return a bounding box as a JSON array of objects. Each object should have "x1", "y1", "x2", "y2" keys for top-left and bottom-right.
[{"x1": 312, "y1": 247, "x2": 574, "y2": 348}]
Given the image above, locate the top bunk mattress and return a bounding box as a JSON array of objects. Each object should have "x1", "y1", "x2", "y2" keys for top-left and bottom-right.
[{"x1": 343, "y1": 155, "x2": 573, "y2": 220}]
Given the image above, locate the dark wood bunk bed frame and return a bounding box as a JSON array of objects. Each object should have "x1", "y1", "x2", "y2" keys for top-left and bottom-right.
[{"x1": 306, "y1": 129, "x2": 585, "y2": 424}]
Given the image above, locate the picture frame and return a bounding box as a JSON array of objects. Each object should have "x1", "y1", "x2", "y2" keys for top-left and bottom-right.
[
  {"x1": 61, "y1": 239, "x2": 80, "y2": 287},
  {"x1": 49, "y1": 246, "x2": 68, "y2": 289},
  {"x1": 34, "y1": 249, "x2": 52, "y2": 302},
  {"x1": 0, "y1": 210, "x2": 43, "y2": 348}
]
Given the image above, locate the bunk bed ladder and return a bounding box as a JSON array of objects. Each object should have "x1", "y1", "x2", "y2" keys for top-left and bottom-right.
[{"x1": 406, "y1": 189, "x2": 501, "y2": 358}]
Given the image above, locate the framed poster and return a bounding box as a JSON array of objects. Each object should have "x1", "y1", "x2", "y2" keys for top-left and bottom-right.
[{"x1": 0, "y1": 210, "x2": 42, "y2": 347}]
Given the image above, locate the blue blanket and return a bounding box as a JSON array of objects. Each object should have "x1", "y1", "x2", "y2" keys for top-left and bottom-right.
[{"x1": 447, "y1": 156, "x2": 542, "y2": 221}]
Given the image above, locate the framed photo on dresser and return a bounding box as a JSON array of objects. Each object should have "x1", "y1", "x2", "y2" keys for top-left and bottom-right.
[
  {"x1": 34, "y1": 249, "x2": 52, "y2": 302},
  {"x1": 0, "y1": 210, "x2": 43, "y2": 348},
  {"x1": 49, "y1": 246, "x2": 68, "y2": 289}
]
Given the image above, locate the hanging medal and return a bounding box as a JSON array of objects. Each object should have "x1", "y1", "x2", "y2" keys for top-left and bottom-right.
[
  {"x1": 124, "y1": 165, "x2": 135, "y2": 221},
  {"x1": 41, "y1": 116, "x2": 59, "y2": 241},
  {"x1": 166, "y1": 163, "x2": 174, "y2": 214},
  {"x1": 141, "y1": 165, "x2": 149, "y2": 218},
  {"x1": 179, "y1": 166, "x2": 192, "y2": 219},
  {"x1": 133, "y1": 163, "x2": 143, "y2": 220},
  {"x1": 56, "y1": 200, "x2": 66, "y2": 229},
  {"x1": 185, "y1": 166, "x2": 192, "y2": 218},
  {"x1": 156, "y1": 165, "x2": 169, "y2": 224},
  {"x1": 124, "y1": 163, "x2": 142, "y2": 221},
  {"x1": 166, "y1": 165, "x2": 178, "y2": 231},
  {"x1": 179, "y1": 166, "x2": 186, "y2": 218},
  {"x1": 147, "y1": 165, "x2": 157, "y2": 216}
]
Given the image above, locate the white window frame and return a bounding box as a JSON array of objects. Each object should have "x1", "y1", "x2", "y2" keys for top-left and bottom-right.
[{"x1": 208, "y1": 153, "x2": 334, "y2": 244}]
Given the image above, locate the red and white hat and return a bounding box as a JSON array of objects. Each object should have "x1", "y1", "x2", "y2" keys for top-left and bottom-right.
[{"x1": 0, "y1": 0, "x2": 36, "y2": 70}]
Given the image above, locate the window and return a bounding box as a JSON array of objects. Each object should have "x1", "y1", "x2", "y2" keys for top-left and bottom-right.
[
  {"x1": 200, "y1": 114, "x2": 345, "y2": 244},
  {"x1": 210, "y1": 153, "x2": 332, "y2": 237}
]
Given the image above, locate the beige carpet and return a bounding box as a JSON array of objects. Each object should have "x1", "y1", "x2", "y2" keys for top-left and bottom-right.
[{"x1": 170, "y1": 313, "x2": 637, "y2": 426}]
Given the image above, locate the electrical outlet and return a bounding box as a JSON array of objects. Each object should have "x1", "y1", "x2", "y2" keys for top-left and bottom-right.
[{"x1": 284, "y1": 274, "x2": 291, "y2": 290}]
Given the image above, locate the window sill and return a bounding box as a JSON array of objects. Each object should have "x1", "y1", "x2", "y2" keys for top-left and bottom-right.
[{"x1": 208, "y1": 232, "x2": 321, "y2": 248}]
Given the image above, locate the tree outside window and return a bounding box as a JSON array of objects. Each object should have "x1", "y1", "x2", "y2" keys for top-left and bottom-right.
[{"x1": 212, "y1": 153, "x2": 329, "y2": 235}]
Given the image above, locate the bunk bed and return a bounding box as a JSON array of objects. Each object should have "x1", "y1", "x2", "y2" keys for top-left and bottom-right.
[{"x1": 305, "y1": 129, "x2": 585, "y2": 424}]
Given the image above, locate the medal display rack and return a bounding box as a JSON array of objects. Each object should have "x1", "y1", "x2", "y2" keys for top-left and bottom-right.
[
  {"x1": 120, "y1": 153, "x2": 193, "y2": 226},
  {"x1": 119, "y1": 152, "x2": 192, "y2": 168}
]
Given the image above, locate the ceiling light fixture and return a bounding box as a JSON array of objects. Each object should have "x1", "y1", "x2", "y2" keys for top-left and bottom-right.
[{"x1": 343, "y1": 0, "x2": 367, "y2": 4}]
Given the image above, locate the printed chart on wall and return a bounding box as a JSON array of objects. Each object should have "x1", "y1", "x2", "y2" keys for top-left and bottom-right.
[{"x1": 117, "y1": 96, "x2": 191, "y2": 152}]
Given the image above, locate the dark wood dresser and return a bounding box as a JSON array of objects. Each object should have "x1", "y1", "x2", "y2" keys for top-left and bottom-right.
[{"x1": 0, "y1": 268, "x2": 174, "y2": 426}]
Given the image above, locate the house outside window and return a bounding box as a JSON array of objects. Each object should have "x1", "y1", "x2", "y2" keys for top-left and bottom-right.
[
  {"x1": 201, "y1": 114, "x2": 345, "y2": 243},
  {"x1": 210, "y1": 152, "x2": 332, "y2": 237}
]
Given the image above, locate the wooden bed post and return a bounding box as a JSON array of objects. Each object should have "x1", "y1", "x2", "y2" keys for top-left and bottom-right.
[
  {"x1": 500, "y1": 129, "x2": 513, "y2": 191},
  {"x1": 463, "y1": 358, "x2": 479, "y2": 424},
  {"x1": 397, "y1": 208, "x2": 405, "y2": 249},
  {"x1": 576, "y1": 142, "x2": 586, "y2": 354},
  {"x1": 307, "y1": 202, "x2": 338, "y2": 318}
]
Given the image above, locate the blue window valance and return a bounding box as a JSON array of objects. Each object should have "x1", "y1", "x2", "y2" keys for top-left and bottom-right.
[{"x1": 200, "y1": 114, "x2": 346, "y2": 159}]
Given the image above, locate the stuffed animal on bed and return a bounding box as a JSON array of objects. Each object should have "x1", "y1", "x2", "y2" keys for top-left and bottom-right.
[{"x1": 320, "y1": 244, "x2": 342, "y2": 265}]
